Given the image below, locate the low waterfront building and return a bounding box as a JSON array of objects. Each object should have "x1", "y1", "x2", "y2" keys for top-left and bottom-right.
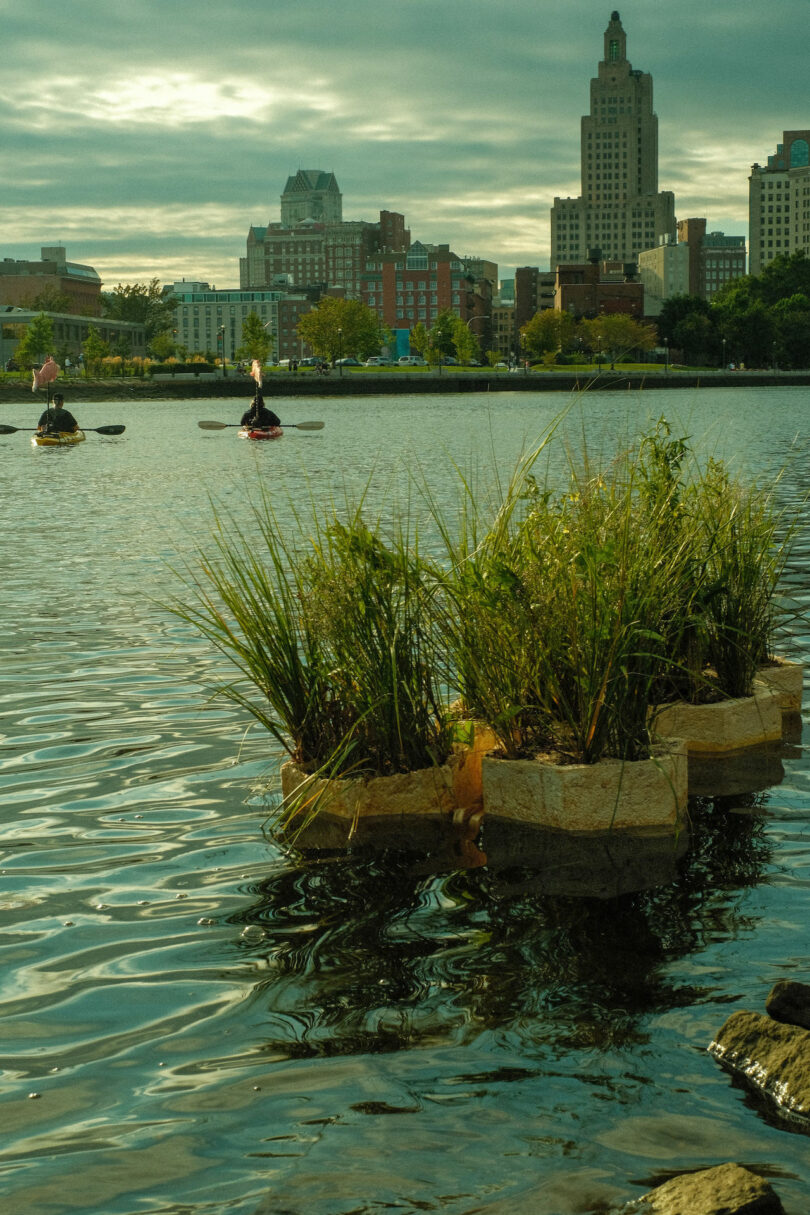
[
  {"x1": 0, "y1": 247, "x2": 102, "y2": 316},
  {"x1": 0, "y1": 305, "x2": 146, "y2": 363},
  {"x1": 170, "y1": 281, "x2": 320, "y2": 360}
]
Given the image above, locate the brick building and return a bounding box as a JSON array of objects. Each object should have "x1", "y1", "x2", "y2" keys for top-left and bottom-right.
[{"x1": 0, "y1": 247, "x2": 102, "y2": 315}]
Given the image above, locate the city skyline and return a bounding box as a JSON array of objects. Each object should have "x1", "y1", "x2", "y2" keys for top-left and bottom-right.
[{"x1": 2, "y1": 0, "x2": 805, "y2": 288}]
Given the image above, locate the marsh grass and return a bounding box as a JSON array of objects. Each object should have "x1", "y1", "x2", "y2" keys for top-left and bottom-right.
[
  {"x1": 427, "y1": 417, "x2": 794, "y2": 764},
  {"x1": 429, "y1": 436, "x2": 689, "y2": 763},
  {"x1": 171, "y1": 484, "x2": 451, "y2": 782},
  {"x1": 686, "y1": 460, "x2": 791, "y2": 699}
]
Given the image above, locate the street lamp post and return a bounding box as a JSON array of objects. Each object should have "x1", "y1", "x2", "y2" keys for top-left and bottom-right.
[
  {"x1": 721, "y1": 337, "x2": 726, "y2": 371},
  {"x1": 465, "y1": 314, "x2": 490, "y2": 366},
  {"x1": 218, "y1": 326, "x2": 226, "y2": 379},
  {"x1": 664, "y1": 338, "x2": 669, "y2": 374},
  {"x1": 338, "y1": 327, "x2": 343, "y2": 377}
]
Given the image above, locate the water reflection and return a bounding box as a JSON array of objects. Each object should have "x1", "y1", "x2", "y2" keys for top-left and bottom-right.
[
  {"x1": 3, "y1": 393, "x2": 810, "y2": 1213},
  {"x1": 228, "y1": 796, "x2": 773, "y2": 1064}
]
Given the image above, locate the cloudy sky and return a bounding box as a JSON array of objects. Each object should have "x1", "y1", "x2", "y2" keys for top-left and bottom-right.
[{"x1": 1, "y1": 0, "x2": 804, "y2": 290}]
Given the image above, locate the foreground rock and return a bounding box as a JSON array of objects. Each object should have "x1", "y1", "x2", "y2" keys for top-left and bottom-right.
[
  {"x1": 618, "y1": 1162, "x2": 785, "y2": 1213},
  {"x1": 709, "y1": 1007, "x2": 810, "y2": 1126}
]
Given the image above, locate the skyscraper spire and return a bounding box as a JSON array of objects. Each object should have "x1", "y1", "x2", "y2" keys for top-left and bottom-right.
[{"x1": 550, "y1": 12, "x2": 675, "y2": 267}]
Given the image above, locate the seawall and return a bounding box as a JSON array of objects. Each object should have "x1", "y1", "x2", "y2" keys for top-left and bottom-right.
[{"x1": 2, "y1": 368, "x2": 809, "y2": 404}]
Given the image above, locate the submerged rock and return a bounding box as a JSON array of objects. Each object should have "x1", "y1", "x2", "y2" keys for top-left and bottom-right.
[
  {"x1": 618, "y1": 1162, "x2": 785, "y2": 1213},
  {"x1": 708, "y1": 1008, "x2": 810, "y2": 1126}
]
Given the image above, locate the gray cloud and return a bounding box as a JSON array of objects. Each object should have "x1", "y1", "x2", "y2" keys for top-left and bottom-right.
[{"x1": 0, "y1": 0, "x2": 804, "y2": 286}]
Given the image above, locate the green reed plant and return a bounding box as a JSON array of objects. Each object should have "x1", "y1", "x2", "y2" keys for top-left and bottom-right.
[
  {"x1": 429, "y1": 432, "x2": 691, "y2": 764},
  {"x1": 299, "y1": 510, "x2": 451, "y2": 776},
  {"x1": 171, "y1": 486, "x2": 451, "y2": 780},
  {"x1": 634, "y1": 419, "x2": 792, "y2": 704},
  {"x1": 685, "y1": 459, "x2": 790, "y2": 699}
]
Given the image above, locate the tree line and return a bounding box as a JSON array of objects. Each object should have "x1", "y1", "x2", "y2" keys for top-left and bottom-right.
[{"x1": 657, "y1": 251, "x2": 810, "y2": 369}]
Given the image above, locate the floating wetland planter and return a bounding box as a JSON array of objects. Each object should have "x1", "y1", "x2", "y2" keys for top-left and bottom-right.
[
  {"x1": 480, "y1": 738, "x2": 687, "y2": 833},
  {"x1": 754, "y1": 656, "x2": 804, "y2": 713},
  {"x1": 281, "y1": 759, "x2": 462, "y2": 822},
  {"x1": 651, "y1": 687, "x2": 782, "y2": 755}
]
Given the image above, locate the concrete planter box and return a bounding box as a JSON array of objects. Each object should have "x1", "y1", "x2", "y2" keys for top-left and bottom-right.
[
  {"x1": 480, "y1": 738, "x2": 687, "y2": 832},
  {"x1": 280, "y1": 757, "x2": 463, "y2": 822},
  {"x1": 651, "y1": 686, "x2": 781, "y2": 754},
  {"x1": 754, "y1": 656, "x2": 804, "y2": 713}
]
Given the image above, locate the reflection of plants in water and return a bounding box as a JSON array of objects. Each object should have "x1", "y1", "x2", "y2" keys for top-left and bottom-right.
[
  {"x1": 227, "y1": 804, "x2": 773, "y2": 1062},
  {"x1": 679, "y1": 792, "x2": 775, "y2": 895}
]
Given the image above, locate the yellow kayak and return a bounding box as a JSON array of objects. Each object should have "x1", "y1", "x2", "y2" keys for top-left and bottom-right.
[{"x1": 31, "y1": 430, "x2": 86, "y2": 447}]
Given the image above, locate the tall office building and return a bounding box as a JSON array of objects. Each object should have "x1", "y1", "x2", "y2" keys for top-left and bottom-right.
[
  {"x1": 749, "y1": 132, "x2": 810, "y2": 275},
  {"x1": 280, "y1": 170, "x2": 343, "y2": 226},
  {"x1": 550, "y1": 11, "x2": 676, "y2": 267},
  {"x1": 241, "y1": 171, "x2": 410, "y2": 295}
]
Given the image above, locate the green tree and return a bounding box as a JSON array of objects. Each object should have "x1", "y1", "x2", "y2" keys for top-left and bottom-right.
[
  {"x1": 101, "y1": 278, "x2": 178, "y2": 346},
  {"x1": 711, "y1": 255, "x2": 810, "y2": 367},
  {"x1": 752, "y1": 250, "x2": 810, "y2": 307},
  {"x1": 429, "y1": 310, "x2": 456, "y2": 359},
  {"x1": 520, "y1": 309, "x2": 576, "y2": 360},
  {"x1": 451, "y1": 316, "x2": 479, "y2": 365},
  {"x1": 82, "y1": 325, "x2": 111, "y2": 370},
  {"x1": 581, "y1": 314, "x2": 656, "y2": 368},
  {"x1": 296, "y1": 296, "x2": 383, "y2": 362},
  {"x1": 772, "y1": 294, "x2": 810, "y2": 368},
  {"x1": 408, "y1": 322, "x2": 430, "y2": 358},
  {"x1": 149, "y1": 331, "x2": 177, "y2": 361},
  {"x1": 656, "y1": 294, "x2": 712, "y2": 346},
  {"x1": 712, "y1": 294, "x2": 773, "y2": 368},
  {"x1": 672, "y1": 311, "x2": 717, "y2": 365},
  {"x1": 14, "y1": 313, "x2": 55, "y2": 367},
  {"x1": 235, "y1": 311, "x2": 273, "y2": 364}
]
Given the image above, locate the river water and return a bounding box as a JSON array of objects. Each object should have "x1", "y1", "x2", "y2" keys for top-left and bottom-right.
[{"x1": 1, "y1": 388, "x2": 809, "y2": 1215}]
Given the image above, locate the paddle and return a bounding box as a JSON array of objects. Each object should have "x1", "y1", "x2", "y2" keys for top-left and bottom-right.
[
  {"x1": 0, "y1": 424, "x2": 126, "y2": 435},
  {"x1": 197, "y1": 420, "x2": 324, "y2": 431}
]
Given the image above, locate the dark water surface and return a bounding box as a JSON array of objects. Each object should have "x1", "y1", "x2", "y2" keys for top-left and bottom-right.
[{"x1": 2, "y1": 390, "x2": 809, "y2": 1214}]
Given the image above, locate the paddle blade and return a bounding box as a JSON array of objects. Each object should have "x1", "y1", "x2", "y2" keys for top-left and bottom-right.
[
  {"x1": 93, "y1": 424, "x2": 126, "y2": 435},
  {"x1": 290, "y1": 420, "x2": 325, "y2": 430},
  {"x1": 0, "y1": 424, "x2": 22, "y2": 434},
  {"x1": 198, "y1": 420, "x2": 230, "y2": 429}
]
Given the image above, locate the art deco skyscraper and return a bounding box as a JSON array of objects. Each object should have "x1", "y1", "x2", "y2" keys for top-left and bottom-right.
[{"x1": 550, "y1": 11, "x2": 676, "y2": 267}]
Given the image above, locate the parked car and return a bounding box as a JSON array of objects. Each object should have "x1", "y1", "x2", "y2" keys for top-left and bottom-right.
[
  {"x1": 398, "y1": 355, "x2": 427, "y2": 366},
  {"x1": 336, "y1": 357, "x2": 361, "y2": 366},
  {"x1": 494, "y1": 361, "x2": 508, "y2": 368},
  {"x1": 365, "y1": 357, "x2": 392, "y2": 366}
]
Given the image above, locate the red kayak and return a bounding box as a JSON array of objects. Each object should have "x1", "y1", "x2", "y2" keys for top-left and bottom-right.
[{"x1": 238, "y1": 426, "x2": 283, "y2": 441}]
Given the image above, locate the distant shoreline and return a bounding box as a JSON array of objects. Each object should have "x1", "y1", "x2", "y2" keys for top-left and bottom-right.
[{"x1": 1, "y1": 369, "x2": 808, "y2": 404}]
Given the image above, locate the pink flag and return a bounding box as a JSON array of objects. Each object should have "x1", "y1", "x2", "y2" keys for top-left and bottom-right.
[
  {"x1": 32, "y1": 356, "x2": 60, "y2": 392},
  {"x1": 250, "y1": 359, "x2": 263, "y2": 388}
]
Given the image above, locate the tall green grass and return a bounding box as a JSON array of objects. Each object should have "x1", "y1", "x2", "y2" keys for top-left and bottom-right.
[
  {"x1": 171, "y1": 486, "x2": 450, "y2": 778},
  {"x1": 429, "y1": 434, "x2": 690, "y2": 763}
]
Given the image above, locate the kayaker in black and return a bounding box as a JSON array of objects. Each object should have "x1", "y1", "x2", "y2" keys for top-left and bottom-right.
[
  {"x1": 37, "y1": 394, "x2": 79, "y2": 435},
  {"x1": 240, "y1": 393, "x2": 281, "y2": 429}
]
